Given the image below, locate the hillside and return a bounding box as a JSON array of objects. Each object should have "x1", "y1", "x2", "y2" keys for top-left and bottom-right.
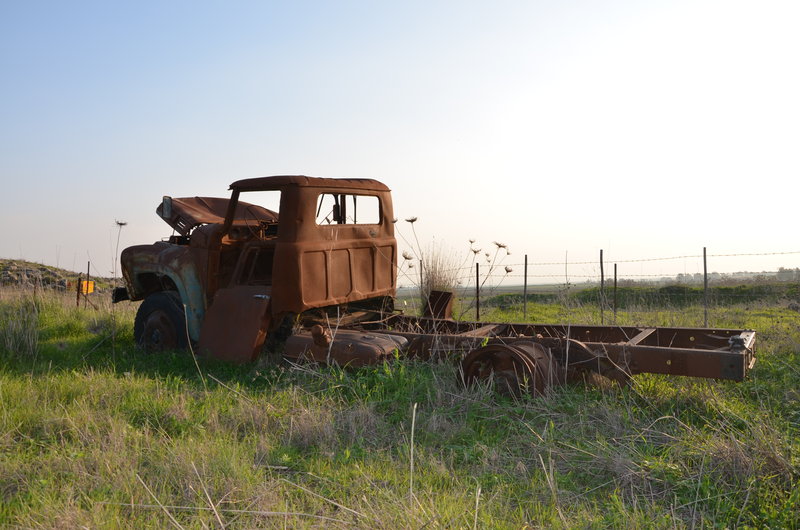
[{"x1": 0, "y1": 259, "x2": 115, "y2": 290}]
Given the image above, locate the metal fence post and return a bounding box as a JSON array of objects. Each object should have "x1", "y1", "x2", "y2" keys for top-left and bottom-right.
[
  {"x1": 475, "y1": 262, "x2": 480, "y2": 321},
  {"x1": 613, "y1": 263, "x2": 618, "y2": 322},
  {"x1": 85, "y1": 261, "x2": 90, "y2": 309},
  {"x1": 523, "y1": 254, "x2": 528, "y2": 321},
  {"x1": 600, "y1": 249, "x2": 605, "y2": 325},
  {"x1": 703, "y1": 247, "x2": 708, "y2": 327}
]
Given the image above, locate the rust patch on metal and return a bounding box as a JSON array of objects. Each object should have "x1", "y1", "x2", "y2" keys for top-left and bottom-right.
[
  {"x1": 462, "y1": 341, "x2": 560, "y2": 396},
  {"x1": 197, "y1": 285, "x2": 272, "y2": 363},
  {"x1": 424, "y1": 290, "x2": 454, "y2": 320},
  {"x1": 283, "y1": 329, "x2": 407, "y2": 367},
  {"x1": 157, "y1": 196, "x2": 278, "y2": 236}
]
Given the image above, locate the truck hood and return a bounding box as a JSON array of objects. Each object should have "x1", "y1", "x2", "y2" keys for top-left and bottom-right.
[{"x1": 157, "y1": 196, "x2": 278, "y2": 235}]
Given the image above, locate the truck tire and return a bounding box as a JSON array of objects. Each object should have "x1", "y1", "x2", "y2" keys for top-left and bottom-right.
[{"x1": 134, "y1": 291, "x2": 188, "y2": 352}]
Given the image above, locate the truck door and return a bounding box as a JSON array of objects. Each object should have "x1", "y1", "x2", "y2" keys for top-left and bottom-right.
[{"x1": 198, "y1": 245, "x2": 274, "y2": 363}]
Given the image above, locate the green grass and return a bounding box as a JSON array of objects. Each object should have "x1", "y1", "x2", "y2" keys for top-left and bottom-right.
[
  {"x1": 1, "y1": 288, "x2": 798, "y2": 527},
  {"x1": 485, "y1": 282, "x2": 800, "y2": 310}
]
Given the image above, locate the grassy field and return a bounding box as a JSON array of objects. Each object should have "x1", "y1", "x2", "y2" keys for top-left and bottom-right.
[{"x1": 1, "y1": 288, "x2": 798, "y2": 528}]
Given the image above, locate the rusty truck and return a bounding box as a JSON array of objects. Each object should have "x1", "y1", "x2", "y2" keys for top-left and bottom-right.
[{"x1": 114, "y1": 175, "x2": 756, "y2": 395}]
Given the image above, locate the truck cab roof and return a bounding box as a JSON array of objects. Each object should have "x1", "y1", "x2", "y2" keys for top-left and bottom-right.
[{"x1": 229, "y1": 175, "x2": 391, "y2": 192}]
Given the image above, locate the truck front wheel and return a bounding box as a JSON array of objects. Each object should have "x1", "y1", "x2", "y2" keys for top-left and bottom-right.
[{"x1": 134, "y1": 291, "x2": 188, "y2": 352}]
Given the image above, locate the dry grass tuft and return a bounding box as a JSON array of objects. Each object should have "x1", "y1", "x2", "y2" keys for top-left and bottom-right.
[
  {"x1": 209, "y1": 397, "x2": 276, "y2": 439},
  {"x1": 335, "y1": 402, "x2": 388, "y2": 447},
  {"x1": 583, "y1": 400, "x2": 629, "y2": 439},
  {"x1": 419, "y1": 242, "x2": 462, "y2": 302},
  {"x1": 0, "y1": 295, "x2": 39, "y2": 356},
  {"x1": 420, "y1": 410, "x2": 460, "y2": 441},
  {"x1": 700, "y1": 423, "x2": 795, "y2": 487},
  {"x1": 606, "y1": 450, "x2": 651, "y2": 496},
  {"x1": 282, "y1": 406, "x2": 337, "y2": 452},
  {"x1": 0, "y1": 464, "x2": 29, "y2": 505}
]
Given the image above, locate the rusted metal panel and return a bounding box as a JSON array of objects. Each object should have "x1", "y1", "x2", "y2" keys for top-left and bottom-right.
[
  {"x1": 462, "y1": 341, "x2": 561, "y2": 396},
  {"x1": 584, "y1": 328, "x2": 757, "y2": 381},
  {"x1": 627, "y1": 328, "x2": 656, "y2": 345},
  {"x1": 424, "y1": 290, "x2": 454, "y2": 320},
  {"x1": 597, "y1": 343, "x2": 752, "y2": 380},
  {"x1": 120, "y1": 242, "x2": 208, "y2": 342},
  {"x1": 157, "y1": 196, "x2": 278, "y2": 236},
  {"x1": 230, "y1": 175, "x2": 391, "y2": 193},
  {"x1": 360, "y1": 314, "x2": 756, "y2": 383},
  {"x1": 197, "y1": 285, "x2": 272, "y2": 363},
  {"x1": 283, "y1": 327, "x2": 407, "y2": 366},
  {"x1": 268, "y1": 182, "x2": 396, "y2": 315},
  {"x1": 457, "y1": 324, "x2": 507, "y2": 337}
]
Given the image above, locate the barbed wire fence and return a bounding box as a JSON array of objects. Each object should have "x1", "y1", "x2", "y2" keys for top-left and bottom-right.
[{"x1": 396, "y1": 245, "x2": 800, "y2": 327}]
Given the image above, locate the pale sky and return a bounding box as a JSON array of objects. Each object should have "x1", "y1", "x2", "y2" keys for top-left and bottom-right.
[{"x1": 1, "y1": 1, "x2": 798, "y2": 285}]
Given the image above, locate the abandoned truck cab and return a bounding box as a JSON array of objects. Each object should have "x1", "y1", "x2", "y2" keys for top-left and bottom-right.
[
  {"x1": 117, "y1": 176, "x2": 397, "y2": 362},
  {"x1": 117, "y1": 174, "x2": 756, "y2": 395}
]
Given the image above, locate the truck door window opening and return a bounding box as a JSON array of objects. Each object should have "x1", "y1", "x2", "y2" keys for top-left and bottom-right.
[{"x1": 316, "y1": 193, "x2": 380, "y2": 225}]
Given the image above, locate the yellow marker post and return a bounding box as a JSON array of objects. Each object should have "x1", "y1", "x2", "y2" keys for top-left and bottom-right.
[{"x1": 81, "y1": 281, "x2": 95, "y2": 295}]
